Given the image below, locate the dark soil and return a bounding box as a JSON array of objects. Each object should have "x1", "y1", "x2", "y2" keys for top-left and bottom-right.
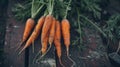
[{"x1": 0, "y1": 0, "x2": 8, "y2": 67}]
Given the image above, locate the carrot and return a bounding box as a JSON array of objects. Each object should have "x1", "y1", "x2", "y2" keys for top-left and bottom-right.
[
  {"x1": 61, "y1": 19, "x2": 75, "y2": 67},
  {"x1": 22, "y1": 18, "x2": 35, "y2": 42},
  {"x1": 18, "y1": 16, "x2": 45, "y2": 54},
  {"x1": 38, "y1": 17, "x2": 56, "y2": 58},
  {"x1": 41, "y1": 15, "x2": 53, "y2": 43},
  {"x1": 49, "y1": 17, "x2": 56, "y2": 45},
  {"x1": 42, "y1": 17, "x2": 56, "y2": 54},
  {"x1": 54, "y1": 20, "x2": 64, "y2": 67},
  {"x1": 61, "y1": 19, "x2": 70, "y2": 56},
  {"x1": 16, "y1": 18, "x2": 35, "y2": 51},
  {"x1": 35, "y1": 15, "x2": 53, "y2": 62}
]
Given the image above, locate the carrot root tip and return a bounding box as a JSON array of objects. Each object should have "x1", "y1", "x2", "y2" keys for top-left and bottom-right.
[
  {"x1": 49, "y1": 42, "x2": 52, "y2": 46},
  {"x1": 66, "y1": 47, "x2": 76, "y2": 67},
  {"x1": 36, "y1": 46, "x2": 52, "y2": 63},
  {"x1": 32, "y1": 41, "x2": 35, "y2": 53},
  {"x1": 18, "y1": 47, "x2": 26, "y2": 55},
  {"x1": 59, "y1": 58, "x2": 65, "y2": 67},
  {"x1": 67, "y1": 54, "x2": 76, "y2": 67},
  {"x1": 33, "y1": 50, "x2": 42, "y2": 64},
  {"x1": 66, "y1": 47, "x2": 69, "y2": 56},
  {"x1": 18, "y1": 50, "x2": 23, "y2": 55},
  {"x1": 15, "y1": 41, "x2": 24, "y2": 52}
]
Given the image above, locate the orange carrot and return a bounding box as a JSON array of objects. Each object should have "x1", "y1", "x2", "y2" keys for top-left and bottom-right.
[
  {"x1": 41, "y1": 15, "x2": 53, "y2": 43},
  {"x1": 61, "y1": 19, "x2": 70, "y2": 56},
  {"x1": 61, "y1": 19, "x2": 75, "y2": 67},
  {"x1": 54, "y1": 20, "x2": 64, "y2": 67},
  {"x1": 16, "y1": 18, "x2": 35, "y2": 51},
  {"x1": 38, "y1": 17, "x2": 56, "y2": 58},
  {"x1": 18, "y1": 16, "x2": 45, "y2": 54},
  {"x1": 49, "y1": 17, "x2": 56, "y2": 45},
  {"x1": 35, "y1": 15, "x2": 53, "y2": 62},
  {"x1": 23, "y1": 18, "x2": 35, "y2": 41}
]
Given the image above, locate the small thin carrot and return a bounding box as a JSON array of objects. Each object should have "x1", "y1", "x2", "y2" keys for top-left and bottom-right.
[
  {"x1": 18, "y1": 16, "x2": 45, "y2": 54},
  {"x1": 61, "y1": 19, "x2": 75, "y2": 67},
  {"x1": 54, "y1": 20, "x2": 65, "y2": 67},
  {"x1": 16, "y1": 18, "x2": 35, "y2": 51}
]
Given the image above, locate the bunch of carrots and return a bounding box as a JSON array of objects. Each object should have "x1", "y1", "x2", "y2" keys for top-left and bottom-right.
[
  {"x1": 16, "y1": 14, "x2": 75, "y2": 67},
  {"x1": 15, "y1": 0, "x2": 75, "y2": 67}
]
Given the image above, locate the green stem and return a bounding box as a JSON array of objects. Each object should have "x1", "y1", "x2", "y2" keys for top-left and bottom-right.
[
  {"x1": 48, "y1": 0, "x2": 54, "y2": 15},
  {"x1": 31, "y1": 0, "x2": 45, "y2": 19},
  {"x1": 43, "y1": 9, "x2": 48, "y2": 16},
  {"x1": 77, "y1": 10, "x2": 82, "y2": 44},
  {"x1": 51, "y1": 0, "x2": 54, "y2": 15},
  {"x1": 72, "y1": 38, "x2": 79, "y2": 45},
  {"x1": 32, "y1": 5, "x2": 44, "y2": 19},
  {"x1": 31, "y1": 0, "x2": 34, "y2": 18},
  {"x1": 64, "y1": 0, "x2": 72, "y2": 19},
  {"x1": 80, "y1": 15, "x2": 107, "y2": 37}
]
